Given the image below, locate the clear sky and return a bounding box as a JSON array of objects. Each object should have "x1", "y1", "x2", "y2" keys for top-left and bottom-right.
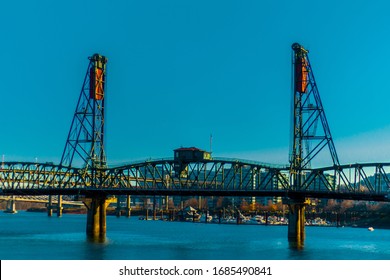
[{"x1": 1, "y1": 0, "x2": 390, "y2": 167}]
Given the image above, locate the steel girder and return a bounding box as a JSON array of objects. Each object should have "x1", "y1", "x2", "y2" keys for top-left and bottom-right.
[{"x1": 0, "y1": 160, "x2": 389, "y2": 201}]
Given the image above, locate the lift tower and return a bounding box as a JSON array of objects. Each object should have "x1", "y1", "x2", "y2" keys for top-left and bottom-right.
[
  {"x1": 60, "y1": 54, "x2": 108, "y2": 170},
  {"x1": 60, "y1": 54, "x2": 110, "y2": 240},
  {"x1": 290, "y1": 43, "x2": 339, "y2": 178},
  {"x1": 288, "y1": 43, "x2": 339, "y2": 245}
]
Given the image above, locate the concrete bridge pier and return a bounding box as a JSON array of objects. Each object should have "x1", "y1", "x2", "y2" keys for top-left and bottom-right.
[
  {"x1": 5, "y1": 196, "x2": 17, "y2": 213},
  {"x1": 165, "y1": 195, "x2": 169, "y2": 211},
  {"x1": 83, "y1": 195, "x2": 113, "y2": 240},
  {"x1": 114, "y1": 195, "x2": 132, "y2": 218},
  {"x1": 287, "y1": 198, "x2": 308, "y2": 248},
  {"x1": 125, "y1": 195, "x2": 131, "y2": 217},
  {"x1": 57, "y1": 195, "x2": 63, "y2": 217},
  {"x1": 47, "y1": 195, "x2": 62, "y2": 217},
  {"x1": 47, "y1": 195, "x2": 53, "y2": 216},
  {"x1": 116, "y1": 196, "x2": 122, "y2": 217},
  {"x1": 153, "y1": 196, "x2": 157, "y2": 220}
]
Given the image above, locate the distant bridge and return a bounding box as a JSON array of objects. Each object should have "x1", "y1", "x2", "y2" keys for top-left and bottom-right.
[{"x1": 0, "y1": 194, "x2": 83, "y2": 206}]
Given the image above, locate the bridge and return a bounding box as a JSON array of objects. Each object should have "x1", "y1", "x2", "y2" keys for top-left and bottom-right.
[
  {"x1": 0, "y1": 194, "x2": 83, "y2": 215},
  {"x1": 1, "y1": 160, "x2": 389, "y2": 200},
  {"x1": 1, "y1": 45, "x2": 389, "y2": 245}
]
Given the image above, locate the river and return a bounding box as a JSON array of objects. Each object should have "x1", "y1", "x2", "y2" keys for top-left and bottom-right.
[{"x1": 0, "y1": 211, "x2": 389, "y2": 260}]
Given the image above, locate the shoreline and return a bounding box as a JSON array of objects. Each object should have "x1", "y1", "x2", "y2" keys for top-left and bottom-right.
[{"x1": 11, "y1": 208, "x2": 389, "y2": 229}]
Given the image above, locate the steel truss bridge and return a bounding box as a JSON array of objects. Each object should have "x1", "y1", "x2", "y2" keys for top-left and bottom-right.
[
  {"x1": 1, "y1": 160, "x2": 389, "y2": 202},
  {"x1": 1, "y1": 45, "x2": 389, "y2": 241}
]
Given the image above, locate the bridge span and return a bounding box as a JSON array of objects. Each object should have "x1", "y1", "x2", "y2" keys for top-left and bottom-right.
[
  {"x1": 1, "y1": 45, "x2": 390, "y2": 246},
  {"x1": 1, "y1": 160, "x2": 389, "y2": 201}
]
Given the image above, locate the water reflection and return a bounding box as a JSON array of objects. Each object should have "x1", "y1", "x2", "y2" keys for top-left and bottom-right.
[
  {"x1": 87, "y1": 235, "x2": 107, "y2": 244},
  {"x1": 84, "y1": 236, "x2": 109, "y2": 260},
  {"x1": 288, "y1": 238, "x2": 304, "y2": 250}
]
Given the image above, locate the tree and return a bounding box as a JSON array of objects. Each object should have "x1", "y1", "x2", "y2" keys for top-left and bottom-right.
[
  {"x1": 184, "y1": 198, "x2": 198, "y2": 208},
  {"x1": 324, "y1": 199, "x2": 339, "y2": 212},
  {"x1": 215, "y1": 197, "x2": 233, "y2": 209},
  {"x1": 267, "y1": 200, "x2": 277, "y2": 212},
  {"x1": 240, "y1": 199, "x2": 249, "y2": 211},
  {"x1": 340, "y1": 200, "x2": 354, "y2": 213}
]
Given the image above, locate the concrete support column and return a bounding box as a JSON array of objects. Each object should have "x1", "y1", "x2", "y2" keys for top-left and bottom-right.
[
  {"x1": 287, "y1": 198, "x2": 308, "y2": 248},
  {"x1": 84, "y1": 195, "x2": 112, "y2": 240},
  {"x1": 153, "y1": 196, "x2": 157, "y2": 220},
  {"x1": 99, "y1": 197, "x2": 107, "y2": 236},
  {"x1": 57, "y1": 195, "x2": 63, "y2": 217},
  {"x1": 125, "y1": 195, "x2": 131, "y2": 217},
  {"x1": 47, "y1": 195, "x2": 53, "y2": 217},
  {"x1": 116, "y1": 196, "x2": 122, "y2": 217},
  {"x1": 165, "y1": 195, "x2": 169, "y2": 211},
  {"x1": 5, "y1": 196, "x2": 17, "y2": 213}
]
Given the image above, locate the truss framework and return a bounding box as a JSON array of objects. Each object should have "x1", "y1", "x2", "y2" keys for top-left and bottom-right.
[
  {"x1": 60, "y1": 54, "x2": 107, "y2": 171},
  {"x1": 1, "y1": 160, "x2": 389, "y2": 201},
  {"x1": 290, "y1": 43, "x2": 339, "y2": 190}
]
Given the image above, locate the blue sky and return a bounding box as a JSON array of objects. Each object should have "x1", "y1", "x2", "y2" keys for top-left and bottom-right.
[{"x1": 1, "y1": 0, "x2": 390, "y2": 167}]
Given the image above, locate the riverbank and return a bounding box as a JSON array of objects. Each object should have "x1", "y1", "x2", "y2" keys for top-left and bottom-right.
[{"x1": 7, "y1": 205, "x2": 390, "y2": 229}]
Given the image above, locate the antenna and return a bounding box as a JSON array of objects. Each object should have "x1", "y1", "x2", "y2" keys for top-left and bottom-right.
[{"x1": 210, "y1": 133, "x2": 213, "y2": 154}]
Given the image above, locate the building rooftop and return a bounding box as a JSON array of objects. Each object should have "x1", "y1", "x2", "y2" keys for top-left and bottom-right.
[{"x1": 174, "y1": 147, "x2": 205, "y2": 152}]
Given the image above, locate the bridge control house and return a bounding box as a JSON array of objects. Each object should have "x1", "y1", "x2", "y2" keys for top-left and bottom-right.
[
  {"x1": 173, "y1": 147, "x2": 212, "y2": 178},
  {"x1": 174, "y1": 147, "x2": 212, "y2": 161}
]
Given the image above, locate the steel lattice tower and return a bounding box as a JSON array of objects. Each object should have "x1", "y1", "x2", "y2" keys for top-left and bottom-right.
[
  {"x1": 290, "y1": 43, "x2": 339, "y2": 189},
  {"x1": 60, "y1": 54, "x2": 108, "y2": 170}
]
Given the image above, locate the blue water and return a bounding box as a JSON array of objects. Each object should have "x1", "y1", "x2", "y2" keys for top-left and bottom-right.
[{"x1": 0, "y1": 211, "x2": 389, "y2": 260}]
